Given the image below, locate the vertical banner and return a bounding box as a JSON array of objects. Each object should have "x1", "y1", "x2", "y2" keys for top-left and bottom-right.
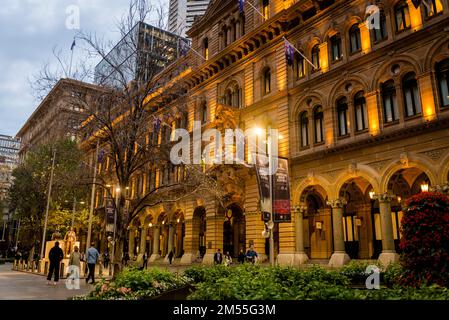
[
  {"x1": 254, "y1": 154, "x2": 291, "y2": 223},
  {"x1": 254, "y1": 153, "x2": 271, "y2": 220},
  {"x1": 272, "y1": 157, "x2": 291, "y2": 223},
  {"x1": 105, "y1": 198, "x2": 115, "y2": 232}
]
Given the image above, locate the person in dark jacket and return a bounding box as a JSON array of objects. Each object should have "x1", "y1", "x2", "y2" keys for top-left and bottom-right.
[
  {"x1": 237, "y1": 250, "x2": 246, "y2": 264},
  {"x1": 168, "y1": 251, "x2": 174, "y2": 265},
  {"x1": 47, "y1": 242, "x2": 64, "y2": 285},
  {"x1": 213, "y1": 249, "x2": 223, "y2": 265}
]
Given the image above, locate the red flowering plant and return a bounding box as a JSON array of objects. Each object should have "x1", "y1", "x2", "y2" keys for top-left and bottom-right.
[{"x1": 400, "y1": 192, "x2": 449, "y2": 287}]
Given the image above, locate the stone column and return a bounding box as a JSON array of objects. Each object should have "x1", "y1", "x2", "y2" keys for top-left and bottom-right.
[
  {"x1": 180, "y1": 218, "x2": 197, "y2": 264},
  {"x1": 149, "y1": 226, "x2": 160, "y2": 262},
  {"x1": 138, "y1": 227, "x2": 147, "y2": 263},
  {"x1": 164, "y1": 224, "x2": 175, "y2": 263},
  {"x1": 277, "y1": 204, "x2": 309, "y2": 266},
  {"x1": 327, "y1": 199, "x2": 350, "y2": 267},
  {"x1": 377, "y1": 193, "x2": 400, "y2": 266},
  {"x1": 128, "y1": 229, "x2": 135, "y2": 258}
]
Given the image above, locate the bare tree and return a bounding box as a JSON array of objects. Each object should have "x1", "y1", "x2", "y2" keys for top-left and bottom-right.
[{"x1": 30, "y1": 0, "x2": 224, "y2": 274}]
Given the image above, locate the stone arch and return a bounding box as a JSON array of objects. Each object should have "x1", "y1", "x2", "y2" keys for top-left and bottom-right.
[
  {"x1": 380, "y1": 156, "x2": 438, "y2": 192},
  {"x1": 292, "y1": 175, "x2": 333, "y2": 204},
  {"x1": 334, "y1": 164, "x2": 381, "y2": 200},
  {"x1": 327, "y1": 75, "x2": 369, "y2": 107},
  {"x1": 371, "y1": 54, "x2": 423, "y2": 90},
  {"x1": 439, "y1": 152, "x2": 449, "y2": 185},
  {"x1": 424, "y1": 32, "x2": 449, "y2": 70},
  {"x1": 291, "y1": 92, "x2": 325, "y2": 118}
]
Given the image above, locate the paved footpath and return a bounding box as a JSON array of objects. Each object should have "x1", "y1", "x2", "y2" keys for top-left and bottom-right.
[{"x1": 0, "y1": 263, "x2": 93, "y2": 300}]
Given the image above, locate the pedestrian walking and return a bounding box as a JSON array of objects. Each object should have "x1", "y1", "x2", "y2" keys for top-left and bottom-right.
[
  {"x1": 245, "y1": 247, "x2": 258, "y2": 264},
  {"x1": 168, "y1": 250, "x2": 174, "y2": 265},
  {"x1": 102, "y1": 252, "x2": 110, "y2": 269},
  {"x1": 68, "y1": 246, "x2": 81, "y2": 270},
  {"x1": 213, "y1": 249, "x2": 223, "y2": 265},
  {"x1": 86, "y1": 242, "x2": 99, "y2": 284},
  {"x1": 47, "y1": 242, "x2": 64, "y2": 285},
  {"x1": 67, "y1": 246, "x2": 81, "y2": 288}
]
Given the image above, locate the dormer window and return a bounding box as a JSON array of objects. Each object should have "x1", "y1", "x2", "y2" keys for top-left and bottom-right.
[
  {"x1": 262, "y1": 0, "x2": 269, "y2": 20},
  {"x1": 203, "y1": 38, "x2": 209, "y2": 60},
  {"x1": 263, "y1": 68, "x2": 271, "y2": 94}
]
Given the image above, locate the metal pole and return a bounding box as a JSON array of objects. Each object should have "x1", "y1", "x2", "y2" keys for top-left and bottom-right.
[
  {"x1": 268, "y1": 127, "x2": 275, "y2": 267},
  {"x1": 111, "y1": 186, "x2": 120, "y2": 275},
  {"x1": 86, "y1": 141, "x2": 99, "y2": 257},
  {"x1": 15, "y1": 219, "x2": 21, "y2": 250},
  {"x1": 40, "y1": 148, "x2": 56, "y2": 260}
]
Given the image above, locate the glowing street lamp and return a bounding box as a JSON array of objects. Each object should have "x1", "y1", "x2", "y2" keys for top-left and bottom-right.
[
  {"x1": 369, "y1": 191, "x2": 376, "y2": 200},
  {"x1": 421, "y1": 182, "x2": 429, "y2": 193}
]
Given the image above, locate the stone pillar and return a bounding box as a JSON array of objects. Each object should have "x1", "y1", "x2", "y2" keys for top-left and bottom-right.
[
  {"x1": 327, "y1": 199, "x2": 350, "y2": 267},
  {"x1": 164, "y1": 224, "x2": 175, "y2": 263},
  {"x1": 377, "y1": 193, "x2": 400, "y2": 266},
  {"x1": 149, "y1": 226, "x2": 161, "y2": 262},
  {"x1": 128, "y1": 229, "x2": 135, "y2": 258},
  {"x1": 277, "y1": 204, "x2": 309, "y2": 266},
  {"x1": 418, "y1": 71, "x2": 437, "y2": 121},
  {"x1": 180, "y1": 218, "x2": 197, "y2": 264},
  {"x1": 137, "y1": 227, "x2": 147, "y2": 262}
]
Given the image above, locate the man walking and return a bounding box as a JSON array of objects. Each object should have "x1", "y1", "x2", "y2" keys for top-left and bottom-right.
[
  {"x1": 142, "y1": 252, "x2": 148, "y2": 269},
  {"x1": 213, "y1": 249, "x2": 223, "y2": 265},
  {"x1": 47, "y1": 241, "x2": 64, "y2": 285},
  {"x1": 86, "y1": 242, "x2": 99, "y2": 284}
]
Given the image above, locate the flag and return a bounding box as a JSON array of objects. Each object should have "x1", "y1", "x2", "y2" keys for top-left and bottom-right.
[
  {"x1": 238, "y1": 0, "x2": 245, "y2": 13},
  {"x1": 411, "y1": 0, "x2": 422, "y2": 9},
  {"x1": 71, "y1": 38, "x2": 76, "y2": 51},
  {"x1": 284, "y1": 40, "x2": 295, "y2": 66},
  {"x1": 178, "y1": 38, "x2": 189, "y2": 56}
]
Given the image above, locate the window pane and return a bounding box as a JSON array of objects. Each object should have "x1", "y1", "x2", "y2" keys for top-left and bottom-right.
[
  {"x1": 405, "y1": 88, "x2": 414, "y2": 116},
  {"x1": 393, "y1": 93, "x2": 399, "y2": 120},
  {"x1": 356, "y1": 105, "x2": 363, "y2": 131},
  {"x1": 440, "y1": 76, "x2": 449, "y2": 106},
  {"x1": 384, "y1": 97, "x2": 393, "y2": 122},
  {"x1": 413, "y1": 86, "x2": 422, "y2": 114}
]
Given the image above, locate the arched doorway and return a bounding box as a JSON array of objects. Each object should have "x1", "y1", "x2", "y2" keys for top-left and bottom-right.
[
  {"x1": 144, "y1": 215, "x2": 154, "y2": 256},
  {"x1": 158, "y1": 213, "x2": 169, "y2": 257},
  {"x1": 339, "y1": 177, "x2": 374, "y2": 259},
  {"x1": 385, "y1": 168, "x2": 431, "y2": 253},
  {"x1": 223, "y1": 204, "x2": 246, "y2": 258},
  {"x1": 300, "y1": 186, "x2": 331, "y2": 259},
  {"x1": 192, "y1": 207, "x2": 207, "y2": 258},
  {"x1": 173, "y1": 211, "x2": 185, "y2": 258}
]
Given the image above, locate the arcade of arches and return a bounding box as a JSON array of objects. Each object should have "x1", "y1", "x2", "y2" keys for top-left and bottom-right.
[{"x1": 123, "y1": 156, "x2": 449, "y2": 267}]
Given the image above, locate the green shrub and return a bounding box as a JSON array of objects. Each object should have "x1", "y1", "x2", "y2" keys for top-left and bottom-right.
[{"x1": 80, "y1": 267, "x2": 190, "y2": 300}]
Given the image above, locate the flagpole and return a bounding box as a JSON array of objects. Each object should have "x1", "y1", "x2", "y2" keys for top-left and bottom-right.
[
  {"x1": 86, "y1": 140, "x2": 99, "y2": 258},
  {"x1": 283, "y1": 36, "x2": 318, "y2": 70},
  {"x1": 69, "y1": 37, "x2": 75, "y2": 78}
]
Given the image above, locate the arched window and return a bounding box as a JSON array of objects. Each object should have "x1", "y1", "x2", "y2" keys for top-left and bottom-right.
[
  {"x1": 300, "y1": 112, "x2": 309, "y2": 147},
  {"x1": 225, "y1": 89, "x2": 232, "y2": 106},
  {"x1": 263, "y1": 68, "x2": 271, "y2": 94},
  {"x1": 349, "y1": 24, "x2": 361, "y2": 53},
  {"x1": 436, "y1": 59, "x2": 449, "y2": 108},
  {"x1": 311, "y1": 45, "x2": 320, "y2": 71},
  {"x1": 262, "y1": 0, "x2": 270, "y2": 20},
  {"x1": 354, "y1": 91, "x2": 368, "y2": 131},
  {"x1": 313, "y1": 106, "x2": 324, "y2": 143},
  {"x1": 337, "y1": 97, "x2": 349, "y2": 136},
  {"x1": 330, "y1": 34, "x2": 342, "y2": 62},
  {"x1": 203, "y1": 38, "x2": 209, "y2": 60},
  {"x1": 423, "y1": 0, "x2": 443, "y2": 18},
  {"x1": 382, "y1": 80, "x2": 399, "y2": 123},
  {"x1": 295, "y1": 52, "x2": 306, "y2": 78},
  {"x1": 372, "y1": 12, "x2": 388, "y2": 42},
  {"x1": 402, "y1": 72, "x2": 422, "y2": 117},
  {"x1": 395, "y1": 1, "x2": 411, "y2": 31}
]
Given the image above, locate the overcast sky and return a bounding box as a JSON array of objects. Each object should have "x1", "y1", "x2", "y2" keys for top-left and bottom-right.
[{"x1": 0, "y1": 0, "x2": 168, "y2": 137}]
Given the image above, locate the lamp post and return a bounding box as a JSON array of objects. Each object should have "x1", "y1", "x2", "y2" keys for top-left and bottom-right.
[
  {"x1": 111, "y1": 186, "x2": 121, "y2": 274},
  {"x1": 40, "y1": 148, "x2": 56, "y2": 260}
]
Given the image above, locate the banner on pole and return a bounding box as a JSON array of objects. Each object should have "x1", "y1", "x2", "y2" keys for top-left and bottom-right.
[{"x1": 254, "y1": 154, "x2": 291, "y2": 223}]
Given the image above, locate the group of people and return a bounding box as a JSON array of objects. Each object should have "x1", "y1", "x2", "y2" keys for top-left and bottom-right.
[
  {"x1": 46, "y1": 241, "x2": 100, "y2": 286},
  {"x1": 213, "y1": 248, "x2": 259, "y2": 266}
]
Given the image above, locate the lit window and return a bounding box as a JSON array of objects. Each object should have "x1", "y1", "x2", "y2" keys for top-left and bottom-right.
[
  {"x1": 436, "y1": 59, "x2": 449, "y2": 108},
  {"x1": 330, "y1": 34, "x2": 342, "y2": 62},
  {"x1": 395, "y1": 1, "x2": 411, "y2": 31},
  {"x1": 382, "y1": 80, "x2": 399, "y2": 123},
  {"x1": 424, "y1": 0, "x2": 444, "y2": 18},
  {"x1": 337, "y1": 97, "x2": 349, "y2": 136},
  {"x1": 311, "y1": 45, "x2": 320, "y2": 71},
  {"x1": 372, "y1": 12, "x2": 388, "y2": 42},
  {"x1": 354, "y1": 91, "x2": 368, "y2": 131},
  {"x1": 349, "y1": 24, "x2": 361, "y2": 53},
  {"x1": 262, "y1": 0, "x2": 269, "y2": 20},
  {"x1": 295, "y1": 53, "x2": 306, "y2": 78},
  {"x1": 201, "y1": 104, "x2": 208, "y2": 124},
  {"x1": 402, "y1": 72, "x2": 422, "y2": 117},
  {"x1": 313, "y1": 106, "x2": 324, "y2": 143},
  {"x1": 203, "y1": 38, "x2": 209, "y2": 60}
]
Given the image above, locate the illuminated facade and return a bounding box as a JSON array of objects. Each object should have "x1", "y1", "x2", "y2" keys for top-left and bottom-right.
[{"x1": 90, "y1": 0, "x2": 449, "y2": 267}]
